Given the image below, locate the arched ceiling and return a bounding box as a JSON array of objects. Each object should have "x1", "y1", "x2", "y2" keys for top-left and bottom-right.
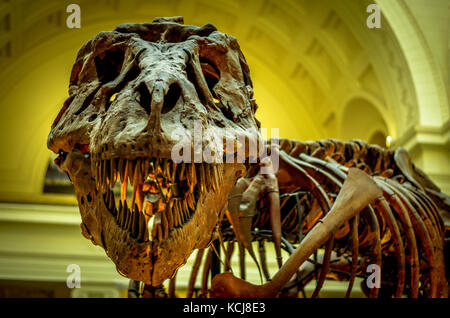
[{"x1": 0, "y1": 0, "x2": 444, "y2": 198}]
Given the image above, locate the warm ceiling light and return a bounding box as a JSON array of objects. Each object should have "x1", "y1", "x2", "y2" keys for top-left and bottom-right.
[
  {"x1": 386, "y1": 135, "x2": 392, "y2": 148},
  {"x1": 109, "y1": 93, "x2": 118, "y2": 102}
]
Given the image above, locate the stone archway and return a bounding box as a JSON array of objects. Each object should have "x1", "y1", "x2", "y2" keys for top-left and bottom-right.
[{"x1": 340, "y1": 97, "x2": 389, "y2": 142}]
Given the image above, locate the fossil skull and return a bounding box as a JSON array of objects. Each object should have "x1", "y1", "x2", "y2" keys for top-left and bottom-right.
[{"x1": 47, "y1": 17, "x2": 261, "y2": 286}]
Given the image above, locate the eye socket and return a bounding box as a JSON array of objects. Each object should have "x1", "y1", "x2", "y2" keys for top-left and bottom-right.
[
  {"x1": 200, "y1": 58, "x2": 220, "y2": 101},
  {"x1": 95, "y1": 49, "x2": 125, "y2": 83},
  {"x1": 199, "y1": 58, "x2": 235, "y2": 121},
  {"x1": 74, "y1": 143, "x2": 90, "y2": 154},
  {"x1": 54, "y1": 149, "x2": 68, "y2": 166},
  {"x1": 162, "y1": 83, "x2": 181, "y2": 114}
]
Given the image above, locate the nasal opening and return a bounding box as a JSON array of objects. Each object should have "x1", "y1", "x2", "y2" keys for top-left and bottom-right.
[
  {"x1": 137, "y1": 82, "x2": 152, "y2": 116},
  {"x1": 161, "y1": 83, "x2": 181, "y2": 114}
]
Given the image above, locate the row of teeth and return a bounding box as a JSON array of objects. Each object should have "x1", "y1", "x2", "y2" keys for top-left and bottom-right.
[{"x1": 96, "y1": 157, "x2": 224, "y2": 243}]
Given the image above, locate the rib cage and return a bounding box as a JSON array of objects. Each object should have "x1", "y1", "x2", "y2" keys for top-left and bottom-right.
[
  {"x1": 263, "y1": 138, "x2": 446, "y2": 297},
  {"x1": 158, "y1": 138, "x2": 449, "y2": 298}
]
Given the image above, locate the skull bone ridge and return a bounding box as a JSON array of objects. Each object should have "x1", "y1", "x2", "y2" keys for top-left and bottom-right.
[{"x1": 47, "y1": 17, "x2": 261, "y2": 286}]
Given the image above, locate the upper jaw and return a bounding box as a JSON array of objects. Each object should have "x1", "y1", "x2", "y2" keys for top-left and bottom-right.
[{"x1": 94, "y1": 154, "x2": 225, "y2": 242}]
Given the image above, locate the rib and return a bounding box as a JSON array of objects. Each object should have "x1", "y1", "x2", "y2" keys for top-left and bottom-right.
[
  {"x1": 375, "y1": 178, "x2": 420, "y2": 298},
  {"x1": 344, "y1": 214, "x2": 359, "y2": 298},
  {"x1": 373, "y1": 196, "x2": 406, "y2": 297}
]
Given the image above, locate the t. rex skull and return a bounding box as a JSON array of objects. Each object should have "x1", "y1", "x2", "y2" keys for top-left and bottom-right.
[{"x1": 47, "y1": 17, "x2": 260, "y2": 286}]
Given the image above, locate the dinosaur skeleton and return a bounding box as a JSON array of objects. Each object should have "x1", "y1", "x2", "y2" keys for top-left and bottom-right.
[{"x1": 47, "y1": 17, "x2": 449, "y2": 298}]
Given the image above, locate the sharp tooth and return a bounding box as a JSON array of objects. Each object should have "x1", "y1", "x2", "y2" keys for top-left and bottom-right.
[
  {"x1": 148, "y1": 215, "x2": 155, "y2": 241},
  {"x1": 172, "y1": 203, "x2": 179, "y2": 228},
  {"x1": 131, "y1": 204, "x2": 139, "y2": 238},
  {"x1": 102, "y1": 160, "x2": 107, "y2": 190},
  {"x1": 120, "y1": 200, "x2": 126, "y2": 228},
  {"x1": 124, "y1": 203, "x2": 130, "y2": 229},
  {"x1": 163, "y1": 158, "x2": 170, "y2": 178},
  {"x1": 156, "y1": 179, "x2": 167, "y2": 204},
  {"x1": 154, "y1": 158, "x2": 160, "y2": 176},
  {"x1": 136, "y1": 185, "x2": 144, "y2": 213},
  {"x1": 118, "y1": 158, "x2": 125, "y2": 183},
  {"x1": 109, "y1": 190, "x2": 116, "y2": 213},
  {"x1": 218, "y1": 165, "x2": 223, "y2": 183},
  {"x1": 179, "y1": 163, "x2": 186, "y2": 181},
  {"x1": 128, "y1": 208, "x2": 134, "y2": 233},
  {"x1": 92, "y1": 160, "x2": 96, "y2": 181},
  {"x1": 106, "y1": 159, "x2": 112, "y2": 187},
  {"x1": 111, "y1": 199, "x2": 117, "y2": 215},
  {"x1": 182, "y1": 200, "x2": 189, "y2": 220},
  {"x1": 138, "y1": 212, "x2": 146, "y2": 242},
  {"x1": 102, "y1": 192, "x2": 107, "y2": 206},
  {"x1": 186, "y1": 164, "x2": 192, "y2": 188},
  {"x1": 166, "y1": 200, "x2": 174, "y2": 230},
  {"x1": 157, "y1": 223, "x2": 163, "y2": 242},
  {"x1": 95, "y1": 161, "x2": 100, "y2": 189},
  {"x1": 170, "y1": 200, "x2": 176, "y2": 228},
  {"x1": 170, "y1": 184, "x2": 180, "y2": 198},
  {"x1": 117, "y1": 200, "x2": 123, "y2": 226},
  {"x1": 176, "y1": 200, "x2": 184, "y2": 224},
  {"x1": 161, "y1": 209, "x2": 168, "y2": 240},
  {"x1": 173, "y1": 200, "x2": 180, "y2": 226},
  {"x1": 152, "y1": 213, "x2": 161, "y2": 241},
  {"x1": 171, "y1": 162, "x2": 177, "y2": 182},
  {"x1": 211, "y1": 165, "x2": 219, "y2": 192},
  {"x1": 178, "y1": 200, "x2": 184, "y2": 225},
  {"x1": 105, "y1": 188, "x2": 110, "y2": 205},
  {"x1": 143, "y1": 159, "x2": 150, "y2": 179},
  {"x1": 141, "y1": 214, "x2": 147, "y2": 242},
  {"x1": 99, "y1": 160, "x2": 103, "y2": 190},
  {"x1": 187, "y1": 164, "x2": 196, "y2": 192},
  {"x1": 120, "y1": 180, "x2": 128, "y2": 203},
  {"x1": 136, "y1": 158, "x2": 142, "y2": 182},
  {"x1": 186, "y1": 191, "x2": 195, "y2": 210},
  {"x1": 182, "y1": 199, "x2": 189, "y2": 218},
  {"x1": 204, "y1": 164, "x2": 212, "y2": 192},
  {"x1": 122, "y1": 200, "x2": 128, "y2": 228},
  {"x1": 128, "y1": 159, "x2": 135, "y2": 185},
  {"x1": 198, "y1": 164, "x2": 205, "y2": 193},
  {"x1": 192, "y1": 163, "x2": 197, "y2": 186},
  {"x1": 120, "y1": 160, "x2": 129, "y2": 202},
  {"x1": 131, "y1": 158, "x2": 141, "y2": 208},
  {"x1": 111, "y1": 159, "x2": 117, "y2": 188}
]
